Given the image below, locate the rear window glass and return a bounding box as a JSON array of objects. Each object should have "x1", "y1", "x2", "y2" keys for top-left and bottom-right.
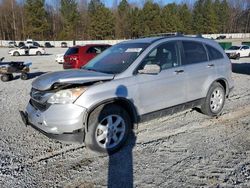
[
  {"x1": 65, "y1": 47, "x2": 78, "y2": 55},
  {"x1": 206, "y1": 45, "x2": 223, "y2": 60},
  {"x1": 182, "y1": 41, "x2": 208, "y2": 65}
]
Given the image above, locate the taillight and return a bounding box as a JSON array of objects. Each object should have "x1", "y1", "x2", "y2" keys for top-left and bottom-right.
[{"x1": 70, "y1": 57, "x2": 78, "y2": 61}]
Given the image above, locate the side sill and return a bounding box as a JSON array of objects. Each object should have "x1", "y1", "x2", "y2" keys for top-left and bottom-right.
[{"x1": 138, "y1": 98, "x2": 204, "y2": 123}]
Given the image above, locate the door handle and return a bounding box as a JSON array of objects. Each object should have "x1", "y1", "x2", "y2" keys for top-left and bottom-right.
[
  {"x1": 207, "y1": 64, "x2": 214, "y2": 67},
  {"x1": 174, "y1": 70, "x2": 184, "y2": 74}
]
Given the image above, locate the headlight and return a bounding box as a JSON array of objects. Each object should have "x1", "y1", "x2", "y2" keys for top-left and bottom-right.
[{"x1": 47, "y1": 87, "x2": 87, "y2": 104}]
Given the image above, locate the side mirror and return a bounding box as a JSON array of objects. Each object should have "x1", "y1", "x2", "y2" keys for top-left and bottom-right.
[{"x1": 138, "y1": 64, "x2": 161, "y2": 75}]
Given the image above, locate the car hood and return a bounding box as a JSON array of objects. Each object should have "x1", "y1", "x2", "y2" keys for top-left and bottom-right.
[
  {"x1": 225, "y1": 50, "x2": 238, "y2": 53},
  {"x1": 32, "y1": 69, "x2": 114, "y2": 91}
]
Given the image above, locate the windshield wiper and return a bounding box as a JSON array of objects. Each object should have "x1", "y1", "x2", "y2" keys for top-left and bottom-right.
[{"x1": 83, "y1": 67, "x2": 97, "y2": 72}]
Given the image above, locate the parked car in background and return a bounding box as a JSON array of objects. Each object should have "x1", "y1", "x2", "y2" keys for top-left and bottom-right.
[
  {"x1": 225, "y1": 45, "x2": 250, "y2": 59},
  {"x1": 25, "y1": 39, "x2": 41, "y2": 47},
  {"x1": 45, "y1": 42, "x2": 55, "y2": 48},
  {"x1": 63, "y1": 44, "x2": 111, "y2": 69},
  {"x1": 9, "y1": 45, "x2": 46, "y2": 56},
  {"x1": 61, "y1": 42, "x2": 68, "y2": 48},
  {"x1": 21, "y1": 35, "x2": 234, "y2": 154},
  {"x1": 8, "y1": 41, "x2": 17, "y2": 48},
  {"x1": 216, "y1": 35, "x2": 226, "y2": 40},
  {"x1": 55, "y1": 54, "x2": 64, "y2": 64}
]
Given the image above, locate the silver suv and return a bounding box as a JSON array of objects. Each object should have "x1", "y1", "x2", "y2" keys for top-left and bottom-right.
[{"x1": 20, "y1": 35, "x2": 234, "y2": 154}]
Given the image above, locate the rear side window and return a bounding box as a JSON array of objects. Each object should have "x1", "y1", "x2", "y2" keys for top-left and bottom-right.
[
  {"x1": 242, "y1": 46, "x2": 249, "y2": 50},
  {"x1": 182, "y1": 41, "x2": 208, "y2": 65},
  {"x1": 206, "y1": 45, "x2": 223, "y2": 60},
  {"x1": 87, "y1": 46, "x2": 110, "y2": 54},
  {"x1": 65, "y1": 47, "x2": 79, "y2": 55}
]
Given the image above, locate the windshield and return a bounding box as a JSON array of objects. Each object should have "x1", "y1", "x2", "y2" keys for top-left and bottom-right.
[
  {"x1": 83, "y1": 43, "x2": 149, "y2": 74},
  {"x1": 228, "y1": 46, "x2": 240, "y2": 50}
]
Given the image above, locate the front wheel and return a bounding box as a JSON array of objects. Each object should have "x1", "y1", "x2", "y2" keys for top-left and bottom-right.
[
  {"x1": 20, "y1": 73, "x2": 28, "y2": 80},
  {"x1": 85, "y1": 104, "x2": 131, "y2": 154},
  {"x1": 36, "y1": 51, "x2": 42, "y2": 55},
  {"x1": 13, "y1": 51, "x2": 20, "y2": 56},
  {"x1": 200, "y1": 82, "x2": 225, "y2": 117}
]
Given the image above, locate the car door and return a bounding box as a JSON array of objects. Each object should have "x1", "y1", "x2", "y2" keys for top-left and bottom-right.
[
  {"x1": 19, "y1": 46, "x2": 26, "y2": 55},
  {"x1": 241, "y1": 46, "x2": 250, "y2": 57},
  {"x1": 181, "y1": 41, "x2": 215, "y2": 101},
  {"x1": 135, "y1": 41, "x2": 186, "y2": 115},
  {"x1": 29, "y1": 46, "x2": 37, "y2": 55}
]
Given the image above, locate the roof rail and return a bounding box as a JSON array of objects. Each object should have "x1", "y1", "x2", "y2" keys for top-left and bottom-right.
[
  {"x1": 140, "y1": 32, "x2": 205, "y2": 39},
  {"x1": 141, "y1": 32, "x2": 182, "y2": 38}
]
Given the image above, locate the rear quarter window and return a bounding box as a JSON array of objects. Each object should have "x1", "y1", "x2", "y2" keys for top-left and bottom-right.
[
  {"x1": 182, "y1": 41, "x2": 208, "y2": 65},
  {"x1": 206, "y1": 45, "x2": 224, "y2": 60}
]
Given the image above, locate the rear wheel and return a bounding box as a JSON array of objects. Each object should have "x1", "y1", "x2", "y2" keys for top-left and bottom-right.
[
  {"x1": 200, "y1": 82, "x2": 225, "y2": 117},
  {"x1": 1, "y1": 74, "x2": 11, "y2": 82},
  {"x1": 13, "y1": 51, "x2": 20, "y2": 56},
  {"x1": 20, "y1": 73, "x2": 28, "y2": 80},
  {"x1": 85, "y1": 104, "x2": 131, "y2": 154}
]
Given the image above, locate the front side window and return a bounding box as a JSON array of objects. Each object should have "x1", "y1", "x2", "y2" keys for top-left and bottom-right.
[
  {"x1": 29, "y1": 46, "x2": 37, "y2": 49},
  {"x1": 206, "y1": 45, "x2": 224, "y2": 60},
  {"x1": 139, "y1": 41, "x2": 180, "y2": 70},
  {"x1": 182, "y1": 41, "x2": 208, "y2": 65},
  {"x1": 83, "y1": 43, "x2": 149, "y2": 74}
]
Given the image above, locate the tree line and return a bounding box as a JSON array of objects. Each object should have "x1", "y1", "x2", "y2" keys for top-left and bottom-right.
[{"x1": 0, "y1": 0, "x2": 249, "y2": 41}]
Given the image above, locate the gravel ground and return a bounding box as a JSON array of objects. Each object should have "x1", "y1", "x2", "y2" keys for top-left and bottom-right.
[{"x1": 0, "y1": 48, "x2": 250, "y2": 188}]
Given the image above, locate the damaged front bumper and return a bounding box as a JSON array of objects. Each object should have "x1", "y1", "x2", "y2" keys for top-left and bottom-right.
[{"x1": 20, "y1": 102, "x2": 87, "y2": 144}]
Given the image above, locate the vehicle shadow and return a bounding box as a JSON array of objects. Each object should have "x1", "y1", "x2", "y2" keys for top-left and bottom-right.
[
  {"x1": 232, "y1": 63, "x2": 250, "y2": 75},
  {"x1": 108, "y1": 132, "x2": 136, "y2": 188},
  {"x1": 107, "y1": 84, "x2": 136, "y2": 188}
]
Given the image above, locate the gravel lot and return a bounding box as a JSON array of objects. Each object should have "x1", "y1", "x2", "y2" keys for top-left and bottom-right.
[{"x1": 0, "y1": 47, "x2": 250, "y2": 188}]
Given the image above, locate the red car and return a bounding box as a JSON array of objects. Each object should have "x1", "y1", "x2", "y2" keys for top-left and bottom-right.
[{"x1": 63, "y1": 44, "x2": 111, "y2": 69}]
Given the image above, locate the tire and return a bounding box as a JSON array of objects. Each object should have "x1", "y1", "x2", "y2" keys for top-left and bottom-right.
[
  {"x1": 13, "y1": 51, "x2": 20, "y2": 56},
  {"x1": 20, "y1": 73, "x2": 28, "y2": 80},
  {"x1": 8, "y1": 74, "x2": 13, "y2": 80},
  {"x1": 85, "y1": 104, "x2": 131, "y2": 154},
  {"x1": 248, "y1": 52, "x2": 250, "y2": 57},
  {"x1": 200, "y1": 82, "x2": 225, "y2": 117},
  {"x1": 36, "y1": 51, "x2": 42, "y2": 56},
  {"x1": 1, "y1": 74, "x2": 10, "y2": 82}
]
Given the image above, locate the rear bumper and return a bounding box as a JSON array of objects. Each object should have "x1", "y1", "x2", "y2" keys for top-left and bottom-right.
[{"x1": 63, "y1": 62, "x2": 74, "y2": 69}]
